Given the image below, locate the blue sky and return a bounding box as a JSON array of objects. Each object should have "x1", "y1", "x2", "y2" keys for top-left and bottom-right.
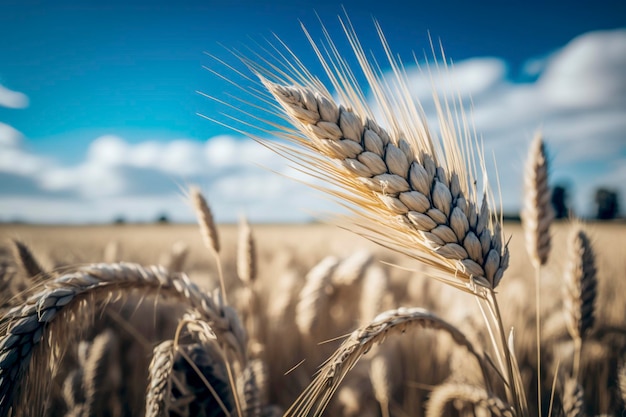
[{"x1": 1, "y1": 0, "x2": 625, "y2": 223}]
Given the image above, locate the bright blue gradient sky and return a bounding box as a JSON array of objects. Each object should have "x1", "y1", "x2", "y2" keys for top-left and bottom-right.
[{"x1": 1, "y1": 0, "x2": 625, "y2": 223}]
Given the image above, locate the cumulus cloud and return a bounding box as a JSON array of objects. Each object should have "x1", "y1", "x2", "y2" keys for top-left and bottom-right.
[
  {"x1": 0, "y1": 84, "x2": 29, "y2": 109},
  {"x1": 381, "y1": 29, "x2": 626, "y2": 216},
  {"x1": 0, "y1": 132, "x2": 331, "y2": 223}
]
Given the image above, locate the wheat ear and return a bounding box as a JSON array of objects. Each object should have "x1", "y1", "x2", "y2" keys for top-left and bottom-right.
[
  {"x1": 261, "y1": 80, "x2": 508, "y2": 291},
  {"x1": 426, "y1": 383, "x2": 514, "y2": 417},
  {"x1": 370, "y1": 350, "x2": 393, "y2": 417},
  {"x1": 145, "y1": 340, "x2": 175, "y2": 417},
  {"x1": 619, "y1": 363, "x2": 626, "y2": 407},
  {"x1": 237, "y1": 215, "x2": 257, "y2": 285},
  {"x1": 521, "y1": 132, "x2": 552, "y2": 268},
  {"x1": 521, "y1": 132, "x2": 552, "y2": 417},
  {"x1": 562, "y1": 379, "x2": 586, "y2": 417},
  {"x1": 189, "y1": 186, "x2": 227, "y2": 302},
  {"x1": 9, "y1": 238, "x2": 45, "y2": 279},
  {"x1": 295, "y1": 256, "x2": 339, "y2": 338},
  {"x1": 83, "y1": 330, "x2": 121, "y2": 416},
  {"x1": 284, "y1": 307, "x2": 489, "y2": 417},
  {"x1": 563, "y1": 226, "x2": 597, "y2": 380},
  {"x1": 0, "y1": 263, "x2": 246, "y2": 417}
]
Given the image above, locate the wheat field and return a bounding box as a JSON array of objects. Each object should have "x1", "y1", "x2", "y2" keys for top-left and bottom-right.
[
  {"x1": 2, "y1": 16, "x2": 626, "y2": 417},
  {"x1": 1, "y1": 221, "x2": 625, "y2": 416}
]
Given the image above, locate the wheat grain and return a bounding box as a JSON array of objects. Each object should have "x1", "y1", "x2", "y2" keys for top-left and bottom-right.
[
  {"x1": 425, "y1": 382, "x2": 514, "y2": 417},
  {"x1": 521, "y1": 133, "x2": 553, "y2": 268},
  {"x1": 0, "y1": 262, "x2": 246, "y2": 417}
]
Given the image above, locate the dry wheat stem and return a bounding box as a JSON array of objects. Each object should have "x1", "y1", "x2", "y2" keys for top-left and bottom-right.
[
  {"x1": 0, "y1": 262, "x2": 246, "y2": 417},
  {"x1": 284, "y1": 307, "x2": 490, "y2": 417},
  {"x1": 425, "y1": 383, "x2": 515, "y2": 417}
]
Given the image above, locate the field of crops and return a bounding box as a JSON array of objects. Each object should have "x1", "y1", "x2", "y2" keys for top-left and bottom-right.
[{"x1": 1, "y1": 220, "x2": 625, "y2": 416}]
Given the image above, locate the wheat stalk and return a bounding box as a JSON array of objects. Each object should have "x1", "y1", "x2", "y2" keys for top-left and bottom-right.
[
  {"x1": 425, "y1": 382, "x2": 514, "y2": 417},
  {"x1": 0, "y1": 262, "x2": 246, "y2": 417},
  {"x1": 521, "y1": 132, "x2": 552, "y2": 416},
  {"x1": 284, "y1": 307, "x2": 490, "y2": 417}
]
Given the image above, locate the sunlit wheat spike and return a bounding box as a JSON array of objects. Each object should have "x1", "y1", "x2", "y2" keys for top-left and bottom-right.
[
  {"x1": 0, "y1": 263, "x2": 246, "y2": 417},
  {"x1": 10, "y1": 238, "x2": 45, "y2": 279},
  {"x1": 163, "y1": 241, "x2": 189, "y2": 273},
  {"x1": 284, "y1": 307, "x2": 489, "y2": 417},
  {"x1": 83, "y1": 330, "x2": 122, "y2": 417},
  {"x1": 426, "y1": 382, "x2": 515, "y2": 417},
  {"x1": 562, "y1": 379, "x2": 586, "y2": 417},
  {"x1": 295, "y1": 256, "x2": 339, "y2": 338},
  {"x1": 145, "y1": 340, "x2": 175, "y2": 417},
  {"x1": 190, "y1": 185, "x2": 221, "y2": 254},
  {"x1": 370, "y1": 349, "x2": 394, "y2": 417},
  {"x1": 237, "y1": 215, "x2": 257, "y2": 285},
  {"x1": 257, "y1": 77, "x2": 508, "y2": 291},
  {"x1": 331, "y1": 250, "x2": 373, "y2": 287},
  {"x1": 521, "y1": 132, "x2": 553, "y2": 268},
  {"x1": 241, "y1": 359, "x2": 266, "y2": 417},
  {"x1": 563, "y1": 226, "x2": 597, "y2": 341}
]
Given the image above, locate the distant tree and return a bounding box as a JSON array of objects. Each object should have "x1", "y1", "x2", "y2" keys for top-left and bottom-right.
[
  {"x1": 156, "y1": 213, "x2": 170, "y2": 224},
  {"x1": 594, "y1": 188, "x2": 620, "y2": 220},
  {"x1": 551, "y1": 184, "x2": 570, "y2": 219},
  {"x1": 113, "y1": 216, "x2": 126, "y2": 225}
]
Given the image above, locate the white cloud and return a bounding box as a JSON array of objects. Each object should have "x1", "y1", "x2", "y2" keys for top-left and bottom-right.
[
  {"x1": 0, "y1": 131, "x2": 331, "y2": 223},
  {"x1": 0, "y1": 84, "x2": 29, "y2": 109},
  {"x1": 383, "y1": 29, "x2": 626, "y2": 217}
]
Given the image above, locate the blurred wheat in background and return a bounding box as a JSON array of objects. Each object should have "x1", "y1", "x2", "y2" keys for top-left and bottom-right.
[{"x1": 1, "y1": 16, "x2": 625, "y2": 417}]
